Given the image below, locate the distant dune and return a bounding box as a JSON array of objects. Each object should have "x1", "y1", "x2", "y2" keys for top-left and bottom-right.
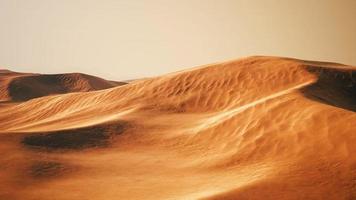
[
  {"x1": 0, "y1": 56, "x2": 355, "y2": 200},
  {"x1": 0, "y1": 70, "x2": 126, "y2": 102}
]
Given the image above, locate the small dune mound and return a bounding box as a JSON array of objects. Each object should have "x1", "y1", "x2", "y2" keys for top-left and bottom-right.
[
  {"x1": 0, "y1": 69, "x2": 15, "y2": 74},
  {"x1": 0, "y1": 71, "x2": 126, "y2": 102}
]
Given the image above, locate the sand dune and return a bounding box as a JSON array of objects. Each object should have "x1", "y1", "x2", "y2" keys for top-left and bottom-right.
[
  {"x1": 0, "y1": 70, "x2": 125, "y2": 102},
  {"x1": 0, "y1": 56, "x2": 355, "y2": 200}
]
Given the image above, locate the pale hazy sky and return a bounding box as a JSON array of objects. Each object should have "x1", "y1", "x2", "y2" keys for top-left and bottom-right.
[{"x1": 0, "y1": 0, "x2": 355, "y2": 80}]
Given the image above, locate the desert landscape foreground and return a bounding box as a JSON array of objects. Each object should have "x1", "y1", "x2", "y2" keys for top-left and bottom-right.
[{"x1": 0, "y1": 56, "x2": 356, "y2": 200}]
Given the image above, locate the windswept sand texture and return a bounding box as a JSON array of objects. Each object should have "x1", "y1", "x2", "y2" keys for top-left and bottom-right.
[{"x1": 0, "y1": 56, "x2": 355, "y2": 200}]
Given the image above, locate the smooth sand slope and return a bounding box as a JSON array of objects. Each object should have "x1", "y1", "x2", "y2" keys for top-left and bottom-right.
[{"x1": 0, "y1": 56, "x2": 355, "y2": 200}]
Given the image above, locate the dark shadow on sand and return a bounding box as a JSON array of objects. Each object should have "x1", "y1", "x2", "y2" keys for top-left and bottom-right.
[
  {"x1": 301, "y1": 66, "x2": 356, "y2": 112},
  {"x1": 22, "y1": 123, "x2": 126, "y2": 151},
  {"x1": 29, "y1": 161, "x2": 72, "y2": 179}
]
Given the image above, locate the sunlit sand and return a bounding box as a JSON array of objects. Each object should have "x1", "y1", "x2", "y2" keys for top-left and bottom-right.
[{"x1": 1, "y1": 56, "x2": 356, "y2": 199}]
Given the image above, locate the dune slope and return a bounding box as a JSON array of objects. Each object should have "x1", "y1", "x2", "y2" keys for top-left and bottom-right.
[{"x1": 0, "y1": 56, "x2": 355, "y2": 200}]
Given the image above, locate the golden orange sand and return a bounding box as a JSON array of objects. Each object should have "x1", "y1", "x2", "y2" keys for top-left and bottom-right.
[{"x1": 0, "y1": 56, "x2": 356, "y2": 200}]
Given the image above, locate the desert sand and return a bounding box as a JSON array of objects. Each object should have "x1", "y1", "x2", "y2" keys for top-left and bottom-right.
[{"x1": 0, "y1": 56, "x2": 355, "y2": 200}]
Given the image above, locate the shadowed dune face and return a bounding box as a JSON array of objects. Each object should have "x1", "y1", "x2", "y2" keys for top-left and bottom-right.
[
  {"x1": 301, "y1": 66, "x2": 356, "y2": 111},
  {"x1": 0, "y1": 70, "x2": 30, "y2": 102},
  {"x1": 0, "y1": 56, "x2": 356, "y2": 200}
]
